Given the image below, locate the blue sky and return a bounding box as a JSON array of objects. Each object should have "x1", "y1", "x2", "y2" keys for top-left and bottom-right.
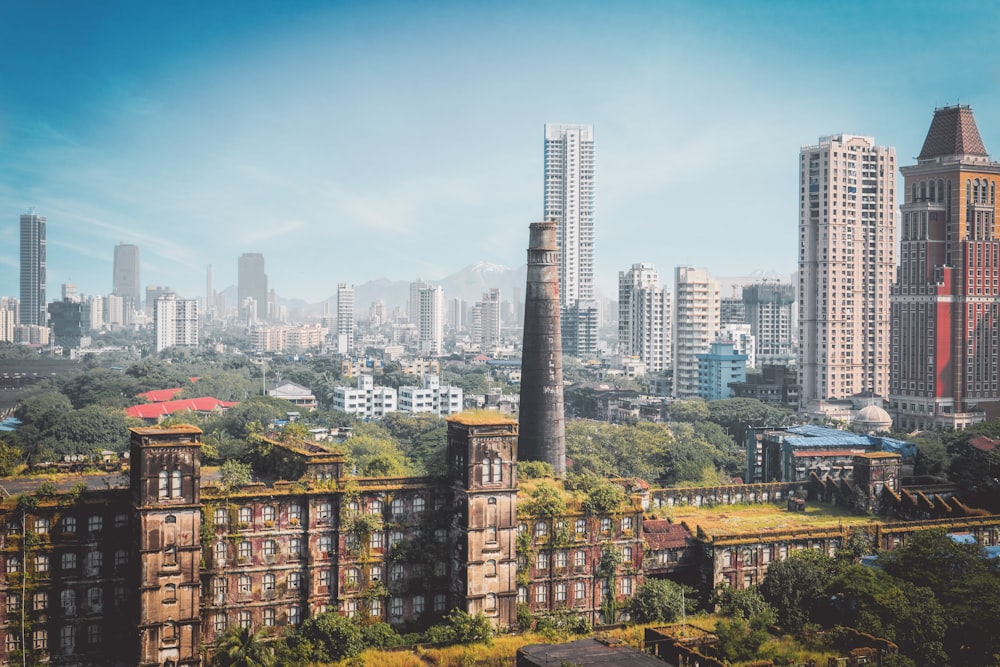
[{"x1": 1, "y1": 1, "x2": 998, "y2": 304}]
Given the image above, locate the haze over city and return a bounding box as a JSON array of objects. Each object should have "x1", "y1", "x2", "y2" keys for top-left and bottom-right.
[{"x1": 2, "y1": 1, "x2": 998, "y2": 302}]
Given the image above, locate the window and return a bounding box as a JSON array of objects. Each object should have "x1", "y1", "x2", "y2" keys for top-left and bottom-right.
[
  {"x1": 434, "y1": 593, "x2": 447, "y2": 611},
  {"x1": 486, "y1": 592, "x2": 497, "y2": 610},
  {"x1": 390, "y1": 563, "x2": 404, "y2": 582},
  {"x1": 238, "y1": 541, "x2": 252, "y2": 562},
  {"x1": 413, "y1": 595, "x2": 425, "y2": 614},
  {"x1": 554, "y1": 550, "x2": 567, "y2": 569},
  {"x1": 114, "y1": 513, "x2": 128, "y2": 529},
  {"x1": 163, "y1": 583, "x2": 177, "y2": 603},
  {"x1": 342, "y1": 599, "x2": 356, "y2": 617},
  {"x1": 288, "y1": 504, "x2": 302, "y2": 523},
  {"x1": 62, "y1": 516, "x2": 77, "y2": 533},
  {"x1": 370, "y1": 565, "x2": 383, "y2": 581},
  {"x1": 262, "y1": 506, "x2": 276, "y2": 524},
  {"x1": 212, "y1": 577, "x2": 227, "y2": 599},
  {"x1": 33, "y1": 591, "x2": 47, "y2": 611},
  {"x1": 390, "y1": 596, "x2": 403, "y2": 617},
  {"x1": 214, "y1": 508, "x2": 228, "y2": 526},
  {"x1": 85, "y1": 550, "x2": 102, "y2": 574},
  {"x1": 534, "y1": 521, "x2": 548, "y2": 538},
  {"x1": 34, "y1": 554, "x2": 49, "y2": 573},
  {"x1": 6, "y1": 557, "x2": 19, "y2": 574},
  {"x1": 389, "y1": 529, "x2": 404, "y2": 548},
  {"x1": 288, "y1": 571, "x2": 301, "y2": 590},
  {"x1": 518, "y1": 522, "x2": 527, "y2": 535},
  {"x1": 575, "y1": 519, "x2": 586, "y2": 535},
  {"x1": 61, "y1": 589, "x2": 76, "y2": 615},
  {"x1": 535, "y1": 552, "x2": 548, "y2": 570},
  {"x1": 171, "y1": 469, "x2": 182, "y2": 498},
  {"x1": 555, "y1": 583, "x2": 567, "y2": 603},
  {"x1": 535, "y1": 584, "x2": 547, "y2": 604},
  {"x1": 88, "y1": 515, "x2": 102, "y2": 533},
  {"x1": 263, "y1": 573, "x2": 276, "y2": 593},
  {"x1": 34, "y1": 518, "x2": 49, "y2": 534},
  {"x1": 369, "y1": 598, "x2": 382, "y2": 617},
  {"x1": 238, "y1": 506, "x2": 252, "y2": 525},
  {"x1": 574, "y1": 581, "x2": 586, "y2": 605},
  {"x1": 318, "y1": 570, "x2": 330, "y2": 588},
  {"x1": 347, "y1": 500, "x2": 360, "y2": 514},
  {"x1": 85, "y1": 587, "x2": 101, "y2": 614},
  {"x1": 370, "y1": 532, "x2": 384, "y2": 550},
  {"x1": 517, "y1": 586, "x2": 528, "y2": 604},
  {"x1": 413, "y1": 497, "x2": 425, "y2": 514},
  {"x1": 485, "y1": 559, "x2": 497, "y2": 577},
  {"x1": 622, "y1": 546, "x2": 632, "y2": 564},
  {"x1": 5, "y1": 593, "x2": 19, "y2": 613},
  {"x1": 6, "y1": 635, "x2": 20, "y2": 653},
  {"x1": 391, "y1": 498, "x2": 405, "y2": 516},
  {"x1": 288, "y1": 605, "x2": 301, "y2": 626},
  {"x1": 62, "y1": 553, "x2": 77, "y2": 571},
  {"x1": 263, "y1": 540, "x2": 277, "y2": 557},
  {"x1": 214, "y1": 542, "x2": 227, "y2": 566},
  {"x1": 575, "y1": 550, "x2": 586, "y2": 568},
  {"x1": 621, "y1": 516, "x2": 633, "y2": 532},
  {"x1": 481, "y1": 457, "x2": 491, "y2": 484},
  {"x1": 114, "y1": 550, "x2": 128, "y2": 568},
  {"x1": 621, "y1": 577, "x2": 633, "y2": 596},
  {"x1": 33, "y1": 629, "x2": 47, "y2": 651},
  {"x1": 600, "y1": 518, "x2": 612, "y2": 533},
  {"x1": 238, "y1": 574, "x2": 251, "y2": 594},
  {"x1": 238, "y1": 610, "x2": 251, "y2": 629},
  {"x1": 214, "y1": 613, "x2": 227, "y2": 634},
  {"x1": 263, "y1": 607, "x2": 275, "y2": 627},
  {"x1": 318, "y1": 535, "x2": 332, "y2": 554},
  {"x1": 289, "y1": 538, "x2": 302, "y2": 559},
  {"x1": 159, "y1": 470, "x2": 169, "y2": 499},
  {"x1": 492, "y1": 458, "x2": 502, "y2": 483},
  {"x1": 368, "y1": 499, "x2": 383, "y2": 516}
]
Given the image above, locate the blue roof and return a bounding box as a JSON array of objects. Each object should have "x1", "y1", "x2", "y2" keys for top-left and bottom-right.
[{"x1": 0, "y1": 417, "x2": 22, "y2": 432}]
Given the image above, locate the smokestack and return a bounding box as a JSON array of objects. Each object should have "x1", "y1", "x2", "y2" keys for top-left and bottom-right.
[{"x1": 518, "y1": 221, "x2": 565, "y2": 475}]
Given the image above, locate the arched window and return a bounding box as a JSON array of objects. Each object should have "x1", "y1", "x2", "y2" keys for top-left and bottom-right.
[
  {"x1": 492, "y1": 458, "x2": 502, "y2": 484},
  {"x1": 163, "y1": 584, "x2": 177, "y2": 603},
  {"x1": 214, "y1": 542, "x2": 227, "y2": 567},
  {"x1": 938, "y1": 179, "x2": 944, "y2": 202},
  {"x1": 263, "y1": 573, "x2": 276, "y2": 592},
  {"x1": 171, "y1": 469, "x2": 182, "y2": 498},
  {"x1": 482, "y1": 458, "x2": 491, "y2": 484},
  {"x1": 911, "y1": 183, "x2": 917, "y2": 203},
  {"x1": 486, "y1": 559, "x2": 497, "y2": 576},
  {"x1": 158, "y1": 470, "x2": 168, "y2": 499},
  {"x1": 163, "y1": 621, "x2": 176, "y2": 642},
  {"x1": 929, "y1": 180, "x2": 935, "y2": 201},
  {"x1": 920, "y1": 181, "x2": 927, "y2": 200},
  {"x1": 485, "y1": 592, "x2": 497, "y2": 610}
]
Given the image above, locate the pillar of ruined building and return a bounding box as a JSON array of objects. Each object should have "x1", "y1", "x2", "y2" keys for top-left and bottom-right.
[{"x1": 518, "y1": 221, "x2": 565, "y2": 475}]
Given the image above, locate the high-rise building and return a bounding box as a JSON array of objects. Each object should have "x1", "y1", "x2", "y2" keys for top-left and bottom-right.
[
  {"x1": 561, "y1": 300, "x2": 600, "y2": 358},
  {"x1": 673, "y1": 267, "x2": 720, "y2": 398},
  {"x1": 543, "y1": 124, "x2": 595, "y2": 310},
  {"x1": 154, "y1": 294, "x2": 199, "y2": 352},
  {"x1": 891, "y1": 106, "x2": 1000, "y2": 429},
  {"x1": 19, "y1": 211, "x2": 46, "y2": 326},
  {"x1": 720, "y1": 295, "x2": 747, "y2": 325},
  {"x1": 798, "y1": 134, "x2": 896, "y2": 407},
  {"x1": 416, "y1": 283, "x2": 444, "y2": 356},
  {"x1": 238, "y1": 253, "x2": 268, "y2": 322},
  {"x1": 337, "y1": 283, "x2": 355, "y2": 354},
  {"x1": 477, "y1": 289, "x2": 502, "y2": 352},
  {"x1": 112, "y1": 243, "x2": 141, "y2": 309},
  {"x1": 618, "y1": 263, "x2": 669, "y2": 373},
  {"x1": 743, "y1": 282, "x2": 795, "y2": 366}
]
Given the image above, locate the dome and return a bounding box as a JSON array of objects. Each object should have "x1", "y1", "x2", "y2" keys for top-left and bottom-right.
[{"x1": 853, "y1": 404, "x2": 892, "y2": 433}]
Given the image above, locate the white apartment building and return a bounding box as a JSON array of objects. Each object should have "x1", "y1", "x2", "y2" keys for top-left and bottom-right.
[
  {"x1": 673, "y1": 267, "x2": 720, "y2": 399},
  {"x1": 333, "y1": 375, "x2": 398, "y2": 420},
  {"x1": 337, "y1": 283, "x2": 355, "y2": 354},
  {"x1": 719, "y1": 323, "x2": 756, "y2": 369},
  {"x1": 154, "y1": 294, "x2": 198, "y2": 352},
  {"x1": 416, "y1": 284, "x2": 444, "y2": 356},
  {"x1": 618, "y1": 263, "x2": 670, "y2": 373},
  {"x1": 798, "y1": 135, "x2": 896, "y2": 406},
  {"x1": 475, "y1": 289, "x2": 502, "y2": 352},
  {"x1": 544, "y1": 123, "x2": 595, "y2": 309},
  {"x1": 398, "y1": 374, "x2": 463, "y2": 416}
]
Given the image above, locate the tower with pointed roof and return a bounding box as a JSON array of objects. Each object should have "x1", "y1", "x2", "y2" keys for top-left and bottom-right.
[{"x1": 890, "y1": 105, "x2": 1000, "y2": 430}]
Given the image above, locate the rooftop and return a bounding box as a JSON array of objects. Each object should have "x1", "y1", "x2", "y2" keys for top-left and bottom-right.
[
  {"x1": 918, "y1": 105, "x2": 988, "y2": 160},
  {"x1": 667, "y1": 499, "x2": 877, "y2": 538}
]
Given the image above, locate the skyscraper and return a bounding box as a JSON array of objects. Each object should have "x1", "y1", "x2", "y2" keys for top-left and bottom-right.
[
  {"x1": 238, "y1": 253, "x2": 268, "y2": 322},
  {"x1": 798, "y1": 134, "x2": 896, "y2": 407},
  {"x1": 742, "y1": 282, "x2": 795, "y2": 366},
  {"x1": 337, "y1": 283, "x2": 355, "y2": 354},
  {"x1": 112, "y1": 243, "x2": 141, "y2": 309},
  {"x1": 416, "y1": 284, "x2": 444, "y2": 356},
  {"x1": 618, "y1": 263, "x2": 669, "y2": 373},
  {"x1": 476, "y1": 288, "x2": 502, "y2": 352},
  {"x1": 19, "y1": 211, "x2": 46, "y2": 326},
  {"x1": 543, "y1": 124, "x2": 595, "y2": 310},
  {"x1": 891, "y1": 106, "x2": 1000, "y2": 429},
  {"x1": 673, "y1": 267, "x2": 720, "y2": 399}
]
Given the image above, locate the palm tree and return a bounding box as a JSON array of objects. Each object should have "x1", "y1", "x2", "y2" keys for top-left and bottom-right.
[{"x1": 211, "y1": 625, "x2": 275, "y2": 667}]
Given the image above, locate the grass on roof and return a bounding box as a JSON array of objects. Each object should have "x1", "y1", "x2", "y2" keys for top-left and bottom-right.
[{"x1": 665, "y1": 500, "x2": 877, "y2": 536}]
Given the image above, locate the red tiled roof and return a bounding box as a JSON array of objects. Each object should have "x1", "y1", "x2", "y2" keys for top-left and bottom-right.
[
  {"x1": 643, "y1": 519, "x2": 692, "y2": 550},
  {"x1": 137, "y1": 388, "x2": 184, "y2": 403},
  {"x1": 126, "y1": 397, "x2": 237, "y2": 419},
  {"x1": 918, "y1": 105, "x2": 988, "y2": 159},
  {"x1": 970, "y1": 435, "x2": 999, "y2": 452}
]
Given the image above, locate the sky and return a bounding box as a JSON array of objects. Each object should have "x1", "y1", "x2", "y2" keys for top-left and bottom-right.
[{"x1": 2, "y1": 0, "x2": 999, "y2": 305}]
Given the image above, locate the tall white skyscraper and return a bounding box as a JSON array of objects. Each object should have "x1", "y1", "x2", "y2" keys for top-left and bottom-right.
[
  {"x1": 618, "y1": 263, "x2": 670, "y2": 373},
  {"x1": 476, "y1": 288, "x2": 502, "y2": 352},
  {"x1": 544, "y1": 124, "x2": 595, "y2": 309},
  {"x1": 112, "y1": 243, "x2": 141, "y2": 311},
  {"x1": 154, "y1": 294, "x2": 199, "y2": 352},
  {"x1": 19, "y1": 211, "x2": 46, "y2": 326},
  {"x1": 798, "y1": 134, "x2": 896, "y2": 406},
  {"x1": 416, "y1": 284, "x2": 444, "y2": 356},
  {"x1": 673, "y1": 267, "x2": 720, "y2": 399},
  {"x1": 337, "y1": 283, "x2": 355, "y2": 354}
]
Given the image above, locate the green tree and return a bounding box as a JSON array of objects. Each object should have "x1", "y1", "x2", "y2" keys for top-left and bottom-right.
[
  {"x1": 211, "y1": 625, "x2": 275, "y2": 667},
  {"x1": 220, "y1": 397, "x2": 293, "y2": 440},
  {"x1": 219, "y1": 460, "x2": 253, "y2": 492},
  {"x1": 706, "y1": 397, "x2": 793, "y2": 446},
  {"x1": 343, "y1": 433, "x2": 416, "y2": 477},
  {"x1": 713, "y1": 584, "x2": 772, "y2": 620},
  {"x1": 668, "y1": 399, "x2": 710, "y2": 423},
  {"x1": 760, "y1": 550, "x2": 835, "y2": 632},
  {"x1": 521, "y1": 482, "x2": 567, "y2": 518},
  {"x1": 715, "y1": 609, "x2": 774, "y2": 663},
  {"x1": 180, "y1": 370, "x2": 255, "y2": 402},
  {"x1": 629, "y1": 578, "x2": 688, "y2": 624},
  {"x1": 880, "y1": 528, "x2": 987, "y2": 592},
  {"x1": 283, "y1": 611, "x2": 363, "y2": 663}
]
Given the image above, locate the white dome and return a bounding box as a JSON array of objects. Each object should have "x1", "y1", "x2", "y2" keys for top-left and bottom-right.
[{"x1": 853, "y1": 404, "x2": 892, "y2": 432}]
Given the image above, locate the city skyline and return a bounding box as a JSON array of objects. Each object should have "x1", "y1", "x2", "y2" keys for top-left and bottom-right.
[{"x1": 1, "y1": 2, "x2": 999, "y2": 303}]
